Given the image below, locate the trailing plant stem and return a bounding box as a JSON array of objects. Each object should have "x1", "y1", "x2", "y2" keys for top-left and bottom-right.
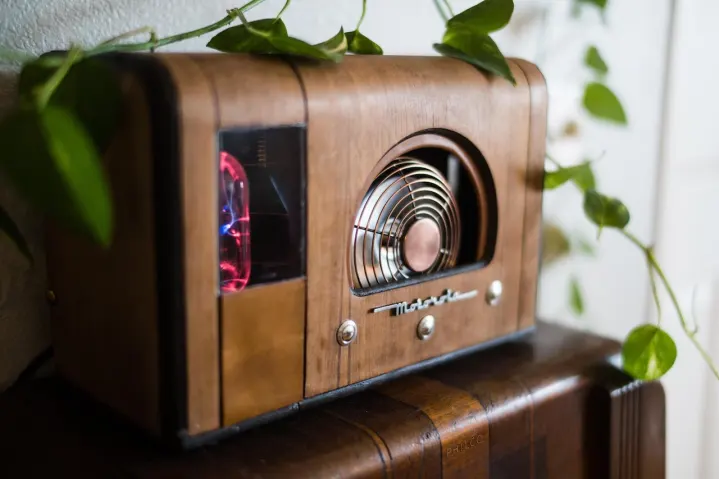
[
  {"x1": 433, "y1": 0, "x2": 450, "y2": 22},
  {"x1": 443, "y1": 0, "x2": 455, "y2": 17},
  {"x1": 85, "y1": 0, "x2": 269, "y2": 57},
  {"x1": 100, "y1": 26, "x2": 156, "y2": 46},
  {"x1": 236, "y1": 11, "x2": 270, "y2": 38},
  {"x1": 86, "y1": 14, "x2": 234, "y2": 56},
  {"x1": 36, "y1": 46, "x2": 82, "y2": 109},
  {"x1": 621, "y1": 229, "x2": 719, "y2": 380},
  {"x1": 276, "y1": 0, "x2": 292, "y2": 20},
  {"x1": 356, "y1": 0, "x2": 368, "y2": 31},
  {"x1": 546, "y1": 154, "x2": 561, "y2": 168},
  {"x1": 647, "y1": 251, "x2": 663, "y2": 325}
]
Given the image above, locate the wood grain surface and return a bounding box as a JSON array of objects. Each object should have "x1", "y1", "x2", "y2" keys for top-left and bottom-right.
[
  {"x1": 512, "y1": 60, "x2": 548, "y2": 332},
  {"x1": 46, "y1": 53, "x2": 548, "y2": 441},
  {"x1": 160, "y1": 55, "x2": 221, "y2": 436},
  {"x1": 45, "y1": 71, "x2": 161, "y2": 435},
  {"x1": 165, "y1": 54, "x2": 307, "y2": 434},
  {"x1": 221, "y1": 279, "x2": 306, "y2": 427},
  {"x1": 0, "y1": 322, "x2": 665, "y2": 479},
  {"x1": 296, "y1": 55, "x2": 542, "y2": 397}
]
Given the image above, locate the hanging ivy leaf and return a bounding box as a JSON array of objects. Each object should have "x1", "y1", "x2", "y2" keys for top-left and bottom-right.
[
  {"x1": 542, "y1": 222, "x2": 571, "y2": 266},
  {"x1": 583, "y1": 82, "x2": 627, "y2": 124},
  {"x1": 569, "y1": 276, "x2": 585, "y2": 316},
  {"x1": 209, "y1": 20, "x2": 344, "y2": 62},
  {"x1": 0, "y1": 107, "x2": 113, "y2": 246},
  {"x1": 346, "y1": 31, "x2": 383, "y2": 55},
  {"x1": 19, "y1": 57, "x2": 122, "y2": 154},
  {"x1": 622, "y1": 324, "x2": 677, "y2": 381},
  {"x1": 447, "y1": 0, "x2": 514, "y2": 34},
  {"x1": 314, "y1": 28, "x2": 348, "y2": 57},
  {"x1": 270, "y1": 34, "x2": 346, "y2": 62},
  {"x1": 572, "y1": 162, "x2": 596, "y2": 192},
  {"x1": 544, "y1": 162, "x2": 595, "y2": 192},
  {"x1": 435, "y1": 27, "x2": 515, "y2": 85},
  {"x1": 585, "y1": 45, "x2": 608, "y2": 75},
  {"x1": 0, "y1": 204, "x2": 32, "y2": 263},
  {"x1": 583, "y1": 189, "x2": 630, "y2": 236},
  {"x1": 207, "y1": 19, "x2": 287, "y2": 53}
]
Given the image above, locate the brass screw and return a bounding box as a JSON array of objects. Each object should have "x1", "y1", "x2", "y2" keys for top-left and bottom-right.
[{"x1": 46, "y1": 290, "x2": 57, "y2": 305}]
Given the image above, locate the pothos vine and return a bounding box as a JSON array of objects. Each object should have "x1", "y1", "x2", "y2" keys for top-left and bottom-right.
[{"x1": 0, "y1": 0, "x2": 714, "y2": 382}]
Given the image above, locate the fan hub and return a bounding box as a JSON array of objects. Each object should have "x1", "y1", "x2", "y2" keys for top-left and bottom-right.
[{"x1": 402, "y1": 219, "x2": 441, "y2": 273}]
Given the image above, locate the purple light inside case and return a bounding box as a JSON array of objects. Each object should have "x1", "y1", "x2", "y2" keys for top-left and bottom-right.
[{"x1": 219, "y1": 151, "x2": 251, "y2": 293}]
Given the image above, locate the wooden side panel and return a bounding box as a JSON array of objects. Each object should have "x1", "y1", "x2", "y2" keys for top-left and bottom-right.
[
  {"x1": 160, "y1": 56, "x2": 220, "y2": 435},
  {"x1": 605, "y1": 373, "x2": 666, "y2": 479},
  {"x1": 513, "y1": 59, "x2": 548, "y2": 331},
  {"x1": 47, "y1": 73, "x2": 160, "y2": 434},
  {"x1": 221, "y1": 279, "x2": 306, "y2": 426},
  {"x1": 298, "y1": 56, "x2": 534, "y2": 396}
]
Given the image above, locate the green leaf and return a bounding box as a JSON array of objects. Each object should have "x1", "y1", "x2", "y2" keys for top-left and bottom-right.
[
  {"x1": 572, "y1": 162, "x2": 596, "y2": 192},
  {"x1": 583, "y1": 190, "x2": 630, "y2": 236},
  {"x1": 314, "y1": 28, "x2": 348, "y2": 57},
  {"x1": 583, "y1": 82, "x2": 627, "y2": 125},
  {"x1": 435, "y1": 28, "x2": 515, "y2": 85},
  {"x1": 207, "y1": 19, "x2": 288, "y2": 53},
  {"x1": 622, "y1": 325, "x2": 677, "y2": 381},
  {"x1": 0, "y1": 107, "x2": 113, "y2": 246},
  {"x1": 19, "y1": 57, "x2": 122, "y2": 153},
  {"x1": 569, "y1": 276, "x2": 585, "y2": 316},
  {"x1": 0, "y1": 204, "x2": 32, "y2": 263},
  {"x1": 208, "y1": 19, "x2": 344, "y2": 62},
  {"x1": 585, "y1": 45, "x2": 608, "y2": 75},
  {"x1": 576, "y1": 0, "x2": 608, "y2": 12},
  {"x1": 542, "y1": 222, "x2": 570, "y2": 266},
  {"x1": 544, "y1": 162, "x2": 595, "y2": 192},
  {"x1": 447, "y1": 0, "x2": 514, "y2": 34},
  {"x1": 346, "y1": 31, "x2": 384, "y2": 55},
  {"x1": 269, "y1": 35, "x2": 345, "y2": 62}
]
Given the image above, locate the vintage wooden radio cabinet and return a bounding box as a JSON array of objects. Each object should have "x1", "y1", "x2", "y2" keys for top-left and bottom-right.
[{"x1": 45, "y1": 53, "x2": 547, "y2": 447}]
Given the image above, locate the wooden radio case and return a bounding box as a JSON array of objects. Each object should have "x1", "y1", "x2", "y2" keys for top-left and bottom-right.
[{"x1": 45, "y1": 53, "x2": 547, "y2": 447}]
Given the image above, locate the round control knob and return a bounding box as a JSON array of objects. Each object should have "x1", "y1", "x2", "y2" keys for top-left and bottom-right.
[
  {"x1": 417, "y1": 315, "x2": 436, "y2": 341},
  {"x1": 337, "y1": 320, "x2": 358, "y2": 346}
]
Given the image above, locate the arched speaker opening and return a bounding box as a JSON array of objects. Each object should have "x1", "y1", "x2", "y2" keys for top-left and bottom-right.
[{"x1": 349, "y1": 131, "x2": 498, "y2": 294}]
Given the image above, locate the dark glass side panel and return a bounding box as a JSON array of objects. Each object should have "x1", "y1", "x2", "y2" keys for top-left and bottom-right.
[{"x1": 218, "y1": 126, "x2": 306, "y2": 293}]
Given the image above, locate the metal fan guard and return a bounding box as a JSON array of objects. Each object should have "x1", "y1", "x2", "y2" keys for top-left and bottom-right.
[{"x1": 351, "y1": 156, "x2": 461, "y2": 290}]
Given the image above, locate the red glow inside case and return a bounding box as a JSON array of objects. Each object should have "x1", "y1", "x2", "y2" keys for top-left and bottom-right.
[{"x1": 219, "y1": 151, "x2": 251, "y2": 293}]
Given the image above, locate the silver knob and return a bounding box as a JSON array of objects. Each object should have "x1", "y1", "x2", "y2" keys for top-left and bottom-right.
[
  {"x1": 417, "y1": 315, "x2": 435, "y2": 341},
  {"x1": 337, "y1": 320, "x2": 358, "y2": 346},
  {"x1": 486, "y1": 280, "x2": 503, "y2": 306}
]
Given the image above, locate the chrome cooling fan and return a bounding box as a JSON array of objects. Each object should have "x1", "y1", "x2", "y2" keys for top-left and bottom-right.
[{"x1": 351, "y1": 157, "x2": 461, "y2": 290}]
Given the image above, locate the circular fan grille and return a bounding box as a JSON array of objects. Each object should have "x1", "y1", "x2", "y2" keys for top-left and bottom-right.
[{"x1": 351, "y1": 157, "x2": 461, "y2": 290}]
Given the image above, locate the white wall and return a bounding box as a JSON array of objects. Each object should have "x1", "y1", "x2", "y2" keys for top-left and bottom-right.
[
  {"x1": 0, "y1": 1, "x2": 690, "y2": 474},
  {"x1": 652, "y1": 1, "x2": 719, "y2": 477}
]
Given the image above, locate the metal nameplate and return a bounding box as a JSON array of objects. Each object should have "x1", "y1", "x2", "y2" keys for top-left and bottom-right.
[{"x1": 371, "y1": 289, "x2": 478, "y2": 316}]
